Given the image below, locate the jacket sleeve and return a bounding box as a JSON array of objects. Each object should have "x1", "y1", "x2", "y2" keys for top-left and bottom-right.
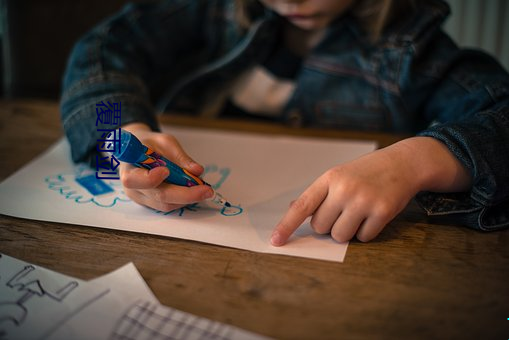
[
  {"x1": 401, "y1": 31, "x2": 509, "y2": 231},
  {"x1": 60, "y1": 0, "x2": 208, "y2": 164}
]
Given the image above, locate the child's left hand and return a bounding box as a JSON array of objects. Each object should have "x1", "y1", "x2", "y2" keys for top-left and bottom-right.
[{"x1": 270, "y1": 137, "x2": 472, "y2": 245}]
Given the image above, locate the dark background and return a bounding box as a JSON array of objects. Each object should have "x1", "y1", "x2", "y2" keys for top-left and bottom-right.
[
  {"x1": 1, "y1": 0, "x2": 507, "y2": 100},
  {"x1": 0, "y1": 0, "x2": 148, "y2": 99}
]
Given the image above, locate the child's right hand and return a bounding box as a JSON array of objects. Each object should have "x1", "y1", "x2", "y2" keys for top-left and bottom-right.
[
  {"x1": 119, "y1": 123, "x2": 214, "y2": 212},
  {"x1": 270, "y1": 136, "x2": 473, "y2": 245}
]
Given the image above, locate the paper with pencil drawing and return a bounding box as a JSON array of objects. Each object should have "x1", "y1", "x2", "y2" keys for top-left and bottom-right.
[
  {"x1": 0, "y1": 253, "x2": 266, "y2": 339},
  {"x1": 0, "y1": 126, "x2": 376, "y2": 262}
]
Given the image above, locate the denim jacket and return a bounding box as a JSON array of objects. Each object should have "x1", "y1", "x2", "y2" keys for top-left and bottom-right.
[{"x1": 61, "y1": 0, "x2": 509, "y2": 231}]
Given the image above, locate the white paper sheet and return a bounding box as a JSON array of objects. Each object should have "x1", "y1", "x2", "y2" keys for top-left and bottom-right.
[
  {"x1": 0, "y1": 253, "x2": 267, "y2": 340},
  {"x1": 0, "y1": 126, "x2": 376, "y2": 262}
]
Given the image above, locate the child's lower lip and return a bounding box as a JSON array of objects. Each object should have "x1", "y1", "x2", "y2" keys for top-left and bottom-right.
[{"x1": 286, "y1": 15, "x2": 311, "y2": 20}]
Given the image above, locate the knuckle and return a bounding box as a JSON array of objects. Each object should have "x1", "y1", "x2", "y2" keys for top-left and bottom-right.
[
  {"x1": 290, "y1": 196, "x2": 313, "y2": 214},
  {"x1": 310, "y1": 219, "x2": 331, "y2": 234},
  {"x1": 373, "y1": 202, "x2": 394, "y2": 221},
  {"x1": 323, "y1": 167, "x2": 347, "y2": 187},
  {"x1": 331, "y1": 181, "x2": 353, "y2": 199},
  {"x1": 120, "y1": 174, "x2": 133, "y2": 188},
  {"x1": 323, "y1": 168, "x2": 338, "y2": 180},
  {"x1": 161, "y1": 134, "x2": 177, "y2": 144},
  {"x1": 353, "y1": 193, "x2": 372, "y2": 207},
  {"x1": 173, "y1": 151, "x2": 190, "y2": 166},
  {"x1": 152, "y1": 133, "x2": 171, "y2": 146}
]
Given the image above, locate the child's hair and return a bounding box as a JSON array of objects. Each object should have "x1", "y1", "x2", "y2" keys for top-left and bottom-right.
[
  {"x1": 236, "y1": 0, "x2": 417, "y2": 41},
  {"x1": 352, "y1": 0, "x2": 417, "y2": 40}
]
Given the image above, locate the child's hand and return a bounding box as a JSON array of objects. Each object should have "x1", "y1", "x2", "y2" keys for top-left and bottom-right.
[
  {"x1": 119, "y1": 123, "x2": 214, "y2": 212},
  {"x1": 270, "y1": 137, "x2": 472, "y2": 245}
]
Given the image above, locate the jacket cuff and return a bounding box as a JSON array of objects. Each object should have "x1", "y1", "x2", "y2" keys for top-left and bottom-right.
[
  {"x1": 61, "y1": 99, "x2": 159, "y2": 165},
  {"x1": 61, "y1": 72, "x2": 160, "y2": 165},
  {"x1": 416, "y1": 191, "x2": 509, "y2": 231}
]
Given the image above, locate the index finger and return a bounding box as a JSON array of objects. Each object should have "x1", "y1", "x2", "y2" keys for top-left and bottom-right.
[{"x1": 271, "y1": 177, "x2": 328, "y2": 246}]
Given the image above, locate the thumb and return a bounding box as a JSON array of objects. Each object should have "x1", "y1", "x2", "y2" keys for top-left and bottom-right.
[{"x1": 159, "y1": 135, "x2": 204, "y2": 176}]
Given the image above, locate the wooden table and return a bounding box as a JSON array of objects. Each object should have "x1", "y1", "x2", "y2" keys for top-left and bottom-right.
[{"x1": 1, "y1": 99, "x2": 508, "y2": 339}]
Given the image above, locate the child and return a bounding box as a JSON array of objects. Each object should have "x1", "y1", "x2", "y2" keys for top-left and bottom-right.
[{"x1": 60, "y1": 0, "x2": 509, "y2": 246}]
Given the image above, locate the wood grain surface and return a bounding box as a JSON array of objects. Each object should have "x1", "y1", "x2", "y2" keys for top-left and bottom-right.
[{"x1": 0, "y1": 99, "x2": 507, "y2": 339}]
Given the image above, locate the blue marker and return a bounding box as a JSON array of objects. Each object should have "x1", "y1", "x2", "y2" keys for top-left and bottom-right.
[{"x1": 108, "y1": 129, "x2": 232, "y2": 209}]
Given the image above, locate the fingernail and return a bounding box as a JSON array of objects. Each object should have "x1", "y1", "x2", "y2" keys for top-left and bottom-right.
[
  {"x1": 189, "y1": 160, "x2": 200, "y2": 169},
  {"x1": 271, "y1": 232, "x2": 283, "y2": 246}
]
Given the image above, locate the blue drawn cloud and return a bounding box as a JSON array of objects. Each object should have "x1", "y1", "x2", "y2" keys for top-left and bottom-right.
[{"x1": 45, "y1": 165, "x2": 130, "y2": 208}]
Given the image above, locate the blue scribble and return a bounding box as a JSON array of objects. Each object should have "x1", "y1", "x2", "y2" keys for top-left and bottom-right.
[
  {"x1": 155, "y1": 203, "x2": 200, "y2": 216},
  {"x1": 45, "y1": 163, "x2": 243, "y2": 217},
  {"x1": 155, "y1": 165, "x2": 242, "y2": 217},
  {"x1": 45, "y1": 172, "x2": 130, "y2": 208},
  {"x1": 220, "y1": 204, "x2": 243, "y2": 216},
  {"x1": 204, "y1": 165, "x2": 230, "y2": 190}
]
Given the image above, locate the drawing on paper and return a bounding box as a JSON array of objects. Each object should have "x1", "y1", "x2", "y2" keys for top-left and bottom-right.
[
  {"x1": 156, "y1": 203, "x2": 200, "y2": 217},
  {"x1": 156, "y1": 165, "x2": 244, "y2": 217},
  {"x1": 45, "y1": 164, "x2": 129, "y2": 208},
  {"x1": 156, "y1": 202, "x2": 243, "y2": 217},
  {"x1": 0, "y1": 255, "x2": 79, "y2": 330},
  {"x1": 203, "y1": 165, "x2": 230, "y2": 190},
  {"x1": 0, "y1": 254, "x2": 262, "y2": 340},
  {"x1": 45, "y1": 163, "x2": 243, "y2": 216},
  {"x1": 220, "y1": 204, "x2": 243, "y2": 216}
]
